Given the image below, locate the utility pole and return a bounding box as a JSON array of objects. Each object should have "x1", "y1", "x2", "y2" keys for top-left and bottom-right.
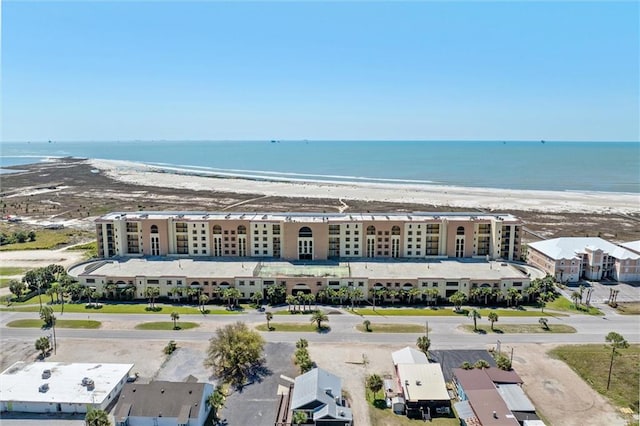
[{"x1": 52, "y1": 315, "x2": 57, "y2": 354}]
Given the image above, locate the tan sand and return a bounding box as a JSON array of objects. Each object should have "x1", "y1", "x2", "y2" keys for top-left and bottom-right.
[{"x1": 90, "y1": 159, "x2": 640, "y2": 214}]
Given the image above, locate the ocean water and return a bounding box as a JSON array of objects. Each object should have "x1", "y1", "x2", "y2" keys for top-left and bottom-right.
[{"x1": 1, "y1": 140, "x2": 638, "y2": 193}]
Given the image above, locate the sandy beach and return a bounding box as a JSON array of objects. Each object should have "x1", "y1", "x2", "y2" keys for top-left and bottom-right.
[{"x1": 90, "y1": 159, "x2": 640, "y2": 214}]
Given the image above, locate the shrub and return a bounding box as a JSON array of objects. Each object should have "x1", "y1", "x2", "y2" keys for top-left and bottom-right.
[{"x1": 164, "y1": 340, "x2": 178, "y2": 355}]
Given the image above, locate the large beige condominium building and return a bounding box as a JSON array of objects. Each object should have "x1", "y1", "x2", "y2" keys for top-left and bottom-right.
[
  {"x1": 527, "y1": 237, "x2": 640, "y2": 283},
  {"x1": 69, "y1": 212, "x2": 531, "y2": 302},
  {"x1": 95, "y1": 212, "x2": 522, "y2": 261}
]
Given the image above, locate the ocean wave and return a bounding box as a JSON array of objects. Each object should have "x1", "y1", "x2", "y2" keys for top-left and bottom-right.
[{"x1": 144, "y1": 162, "x2": 439, "y2": 185}]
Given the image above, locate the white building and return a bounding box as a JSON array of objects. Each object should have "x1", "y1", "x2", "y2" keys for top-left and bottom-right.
[
  {"x1": 527, "y1": 237, "x2": 640, "y2": 283},
  {"x1": 0, "y1": 362, "x2": 133, "y2": 414}
]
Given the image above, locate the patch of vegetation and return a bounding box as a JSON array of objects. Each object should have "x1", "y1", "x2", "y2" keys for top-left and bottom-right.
[
  {"x1": 351, "y1": 307, "x2": 557, "y2": 317},
  {"x1": 356, "y1": 323, "x2": 429, "y2": 333},
  {"x1": 615, "y1": 302, "x2": 640, "y2": 315},
  {"x1": 0, "y1": 278, "x2": 12, "y2": 288},
  {"x1": 0, "y1": 266, "x2": 29, "y2": 276},
  {"x1": 7, "y1": 319, "x2": 101, "y2": 329},
  {"x1": 460, "y1": 324, "x2": 576, "y2": 334},
  {"x1": 1, "y1": 302, "x2": 236, "y2": 314},
  {"x1": 255, "y1": 323, "x2": 329, "y2": 332},
  {"x1": 549, "y1": 344, "x2": 640, "y2": 414},
  {"x1": 546, "y1": 296, "x2": 603, "y2": 315},
  {"x1": 164, "y1": 340, "x2": 178, "y2": 355},
  {"x1": 66, "y1": 241, "x2": 98, "y2": 258},
  {"x1": 366, "y1": 390, "x2": 458, "y2": 426},
  {"x1": 0, "y1": 229, "x2": 80, "y2": 251},
  {"x1": 135, "y1": 321, "x2": 199, "y2": 330}
]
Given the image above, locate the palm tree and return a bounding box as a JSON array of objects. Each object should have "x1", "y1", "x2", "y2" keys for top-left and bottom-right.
[
  {"x1": 199, "y1": 294, "x2": 209, "y2": 312},
  {"x1": 366, "y1": 374, "x2": 384, "y2": 399},
  {"x1": 487, "y1": 312, "x2": 499, "y2": 331},
  {"x1": 388, "y1": 289, "x2": 399, "y2": 305},
  {"x1": 265, "y1": 311, "x2": 273, "y2": 330},
  {"x1": 507, "y1": 287, "x2": 522, "y2": 307},
  {"x1": 286, "y1": 295, "x2": 297, "y2": 313},
  {"x1": 416, "y1": 335, "x2": 431, "y2": 356},
  {"x1": 474, "y1": 359, "x2": 490, "y2": 369},
  {"x1": 424, "y1": 288, "x2": 439, "y2": 306},
  {"x1": 40, "y1": 305, "x2": 55, "y2": 327},
  {"x1": 207, "y1": 385, "x2": 226, "y2": 422},
  {"x1": 408, "y1": 287, "x2": 422, "y2": 305},
  {"x1": 538, "y1": 317, "x2": 549, "y2": 330},
  {"x1": 571, "y1": 291, "x2": 581, "y2": 307},
  {"x1": 296, "y1": 339, "x2": 308, "y2": 349},
  {"x1": 104, "y1": 282, "x2": 117, "y2": 300},
  {"x1": 85, "y1": 409, "x2": 111, "y2": 426},
  {"x1": 363, "y1": 319, "x2": 371, "y2": 332},
  {"x1": 470, "y1": 287, "x2": 482, "y2": 304},
  {"x1": 35, "y1": 336, "x2": 50, "y2": 359},
  {"x1": 310, "y1": 310, "x2": 328, "y2": 330},
  {"x1": 468, "y1": 309, "x2": 481, "y2": 331},
  {"x1": 170, "y1": 311, "x2": 180, "y2": 329},
  {"x1": 449, "y1": 291, "x2": 467, "y2": 312},
  {"x1": 605, "y1": 331, "x2": 629, "y2": 390}
]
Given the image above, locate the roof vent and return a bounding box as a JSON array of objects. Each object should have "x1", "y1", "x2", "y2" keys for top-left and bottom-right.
[
  {"x1": 161, "y1": 388, "x2": 165, "y2": 393},
  {"x1": 493, "y1": 410, "x2": 498, "y2": 419},
  {"x1": 42, "y1": 369, "x2": 51, "y2": 379},
  {"x1": 39, "y1": 383, "x2": 50, "y2": 393},
  {"x1": 416, "y1": 380, "x2": 422, "y2": 386},
  {"x1": 405, "y1": 380, "x2": 409, "y2": 385}
]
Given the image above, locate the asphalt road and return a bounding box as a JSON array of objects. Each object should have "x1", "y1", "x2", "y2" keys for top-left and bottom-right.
[{"x1": 1, "y1": 303, "x2": 638, "y2": 348}]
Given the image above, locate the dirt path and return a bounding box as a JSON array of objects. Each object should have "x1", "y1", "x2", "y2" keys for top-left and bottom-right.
[
  {"x1": 0, "y1": 249, "x2": 86, "y2": 269},
  {"x1": 509, "y1": 343, "x2": 627, "y2": 426}
]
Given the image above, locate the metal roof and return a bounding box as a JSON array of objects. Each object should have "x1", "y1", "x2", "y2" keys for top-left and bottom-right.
[
  {"x1": 391, "y1": 347, "x2": 428, "y2": 366},
  {"x1": 496, "y1": 384, "x2": 535, "y2": 412},
  {"x1": 290, "y1": 368, "x2": 352, "y2": 422},
  {"x1": 528, "y1": 237, "x2": 640, "y2": 261}
]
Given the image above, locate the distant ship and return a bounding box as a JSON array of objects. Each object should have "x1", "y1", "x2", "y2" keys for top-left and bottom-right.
[
  {"x1": 270, "y1": 140, "x2": 277, "y2": 143},
  {"x1": 541, "y1": 140, "x2": 546, "y2": 144}
]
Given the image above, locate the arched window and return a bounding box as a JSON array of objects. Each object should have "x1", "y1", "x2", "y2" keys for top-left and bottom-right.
[
  {"x1": 457, "y1": 226, "x2": 465, "y2": 235},
  {"x1": 213, "y1": 225, "x2": 222, "y2": 234},
  {"x1": 367, "y1": 226, "x2": 376, "y2": 236},
  {"x1": 237, "y1": 225, "x2": 246, "y2": 235},
  {"x1": 299, "y1": 227, "x2": 313, "y2": 238},
  {"x1": 150, "y1": 225, "x2": 158, "y2": 234},
  {"x1": 392, "y1": 226, "x2": 401, "y2": 235}
]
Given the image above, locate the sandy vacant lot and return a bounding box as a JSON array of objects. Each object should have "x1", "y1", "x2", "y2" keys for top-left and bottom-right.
[{"x1": 0, "y1": 337, "x2": 629, "y2": 426}]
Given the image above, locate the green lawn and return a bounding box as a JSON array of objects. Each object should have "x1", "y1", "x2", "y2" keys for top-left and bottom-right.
[
  {"x1": 1, "y1": 301, "x2": 236, "y2": 315},
  {"x1": 615, "y1": 302, "x2": 640, "y2": 315},
  {"x1": 0, "y1": 229, "x2": 79, "y2": 251},
  {"x1": 460, "y1": 323, "x2": 576, "y2": 334},
  {"x1": 0, "y1": 266, "x2": 29, "y2": 276},
  {"x1": 366, "y1": 390, "x2": 458, "y2": 426},
  {"x1": 6, "y1": 319, "x2": 101, "y2": 329},
  {"x1": 356, "y1": 323, "x2": 430, "y2": 333},
  {"x1": 350, "y1": 306, "x2": 559, "y2": 317},
  {"x1": 0, "y1": 278, "x2": 11, "y2": 288},
  {"x1": 255, "y1": 322, "x2": 330, "y2": 332},
  {"x1": 549, "y1": 344, "x2": 639, "y2": 414},
  {"x1": 546, "y1": 296, "x2": 603, "y2": 315},
  {"x1": 134, "y1": 321, "x2": 199, "y2": 330}
]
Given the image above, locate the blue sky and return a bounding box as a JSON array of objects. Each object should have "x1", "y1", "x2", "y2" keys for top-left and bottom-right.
[{"x1": 2, "y1": 1, "x2": 638, "y2": 142}]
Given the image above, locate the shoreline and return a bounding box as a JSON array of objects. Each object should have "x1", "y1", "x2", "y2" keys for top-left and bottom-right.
[{"x1": 88, "y1": 158, "x2": 640, "y2": 214}]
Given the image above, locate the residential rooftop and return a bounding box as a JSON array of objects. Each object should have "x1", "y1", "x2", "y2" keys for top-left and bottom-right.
[
  {"x1": 0, "y1": 362, "x2": 132, "y2": 406},
  {"x1": 97, "y1": 211, "x2": 521, "y2": 223},
  {"x1": 397, "y1": 363, "x2": 449, "y2": 402},
  {"x1": 528, "y1": 237, "x2": 640, "y2": 261}
]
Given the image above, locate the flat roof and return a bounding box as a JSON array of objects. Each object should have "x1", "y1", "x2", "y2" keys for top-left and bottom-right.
[
  {"x1": 349, "y1": 259, "x2": 528, "y2": 281},
  {"x1": 70, "y1": 258, "x2": 528, "y2": 282},
  {"x1": 115, "y1": 381, "x2": 209, "y2": 420},
  {"x1": 97, "y1": 211, "x2": 521, "y2": 224},
  {"x1": 0, "y1": 362, "x2": 133, "y2": 405},
  {"x1": 620, "y1": 240, "x2": 640, "y2": 254},
  {"x1": 396, "y1": 363, "x2": 449, "y2": 402},
  {"x1": 256, "y1": 262, "x2": 350, "y2": 278},
  {"x1": 528, "y1": 237, "x2": 640, "y2": 261},
  {"x1": 70, "y1": 258, "x2": 260, "y2": 279}
]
